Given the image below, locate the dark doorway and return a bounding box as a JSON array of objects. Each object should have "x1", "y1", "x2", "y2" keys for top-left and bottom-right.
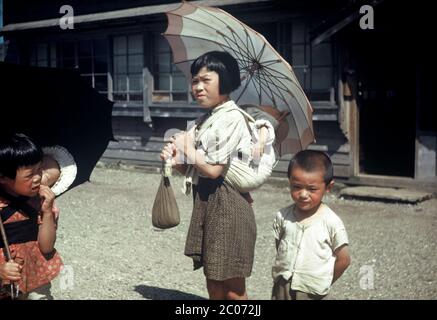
[{"x1": 343, "y1": 3, "x2": 417, "y2": 177}]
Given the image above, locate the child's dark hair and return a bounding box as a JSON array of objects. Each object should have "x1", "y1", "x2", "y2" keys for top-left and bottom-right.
[
  {"x1": 287, "y1": 150, "x2": 333, "y2": 185},
  {"x1": 0, "y1": 133, "x2": 43, "y2": 179},
  {"x1": 191, "y1": 51, "x2": 241, "y2": 95}
]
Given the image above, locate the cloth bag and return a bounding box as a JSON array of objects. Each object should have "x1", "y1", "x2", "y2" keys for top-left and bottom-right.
[{"x1": 151, "y1": 161, "x2": 180, "y2": 229}]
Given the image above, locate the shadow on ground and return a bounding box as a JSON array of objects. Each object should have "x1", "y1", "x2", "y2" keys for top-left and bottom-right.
[{"x1": 134, "y1": 285, "x2": 206, "y2": 300}]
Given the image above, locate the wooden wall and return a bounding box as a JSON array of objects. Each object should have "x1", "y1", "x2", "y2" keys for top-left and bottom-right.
[{"x1": 102, "y1": 114, "x2": 351, "y2": 179}]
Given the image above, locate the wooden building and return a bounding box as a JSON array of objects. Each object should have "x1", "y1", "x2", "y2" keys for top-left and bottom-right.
[
  {"x1": 1, "y1": 0, "x2": 435, "y2": 190},
  {"x1": 0, "y1": 42, "x2": 6, "y2": 61}
]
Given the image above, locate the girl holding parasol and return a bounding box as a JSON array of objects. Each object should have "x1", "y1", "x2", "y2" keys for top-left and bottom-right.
[{"x1": 160, "y1": 51, "x2": 256, "y2": 300}]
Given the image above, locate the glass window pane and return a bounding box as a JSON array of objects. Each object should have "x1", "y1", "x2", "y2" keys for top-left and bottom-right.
[
  {"x1": 292, "y1": 45, "x2": 305, "y2": 66},
  {"x1": 114, "y1": 56, "x2": 127, "y2": 74},
  {"x1": 30, "y1": 48, "x2": 37, "y2": 65},
  {"x1": 160, "y1": 75, "x2": 171, "y2": 91},
  {"x1": 311, "y1": 67, "x2": 332, "y2": 90},
  {"x1": 50, "y1": 43, "x2": 57, "y2": 61},
  {"x1": 158, "y1": 37, "x2": 170, "y2": 52},
  {"x1": 113, "y1": 93, "x2": 127, "y2": 101},
  {"x1": 312, "y1": 42, "x2": 332, "y2": 67},
  {"x1": 37, "y1": 43, "x2": 48, "y2": 61},
  {"x1": 129, "y1": 74, "x2": 143, "y2": 91},
  {"x1": 128, "y1": 35, "x2": 143, "y2": 54},
  {"x1": 156, "y1": 52, "x2": 171, "y2": 73},
  {"x1": 37, "y1": 59, "x2": 48, "y2": 67},
  {"x1": 172, "y1": 74, "x2": 187, "y2": 91},
  {"x1": 95, "y1": 75, "x2": 108, "y2": 92},
  {"x1": 154, "y1": 74, "x2": 170, "y2": 91},
  {"x1": 280, "y1": 23, "x2": 291, "y2": 45},
  {"x1": 292, "y1": 21, "x2": 305, "y2": 43},
  {"x1": 63, "y1": 58, "x2": 76, "y2": 69},
  {"x1": 93, "y1": 39, "x2": 107, "y2": 56},
  {"x1": 113, "y1": 36, "x2": 127, "y2": 55},
  {"x1": 94, "y1": 55, "x2": 108, "y2": 73},
  {"x1": 293, "y1": 68, "x2": 306, "y2": 90},
  {"x1": 172, "y1": 92, "x2": 188, "y2": 102},
  {"x1": 279, "y1": 45, "x2": 291, "y2": 63},
  {"x1": 129, "y1": 93, "x2": 143, "y2": 102},
  {"x1": 306, "y1": 44, "x2": 310, "y2": 63},
  {"x1": 305, "y1": 67, "x2": 311, "y2": 90},
  {"x1": 79, "y1": 57, "x2": 92, "y2": 73},
  {"x1": 62, "y1": 42, "x2": 75, "y2": 59},
  {"x1": 81, "y1": 75, "x2": 93, "y2": 88},
  {"x1": 114, "y1": 76, "x2": 127, "y2": 92},
  {"x1": 128, "y1": 54, "x2": 143, "y2": 73},
  {"x1": 78, "y1": 40, "x2": 92, "y2": 57}
]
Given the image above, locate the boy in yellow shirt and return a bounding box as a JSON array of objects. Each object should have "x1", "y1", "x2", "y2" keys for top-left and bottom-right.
[{"x1": 272, "y1": 150, "x2": 351, "y2": 300}]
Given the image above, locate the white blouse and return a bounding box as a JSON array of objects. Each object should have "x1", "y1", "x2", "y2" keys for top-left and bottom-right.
[
  {"x1": 196, "y1": 100, "x2": 252, "y2": 168},
  {"x1": 272, "y1": 203, "x2": 349, "y2": 296}
]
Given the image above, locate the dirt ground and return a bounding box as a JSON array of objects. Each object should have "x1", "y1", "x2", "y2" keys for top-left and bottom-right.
[{"x1": 49, "y1": 166, "x2": 437, "y2": 300}]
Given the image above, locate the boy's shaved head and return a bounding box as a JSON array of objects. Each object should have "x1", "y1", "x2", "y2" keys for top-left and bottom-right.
[{"x1": 287, "y1": 150, "x2": 333, "y2": 184}]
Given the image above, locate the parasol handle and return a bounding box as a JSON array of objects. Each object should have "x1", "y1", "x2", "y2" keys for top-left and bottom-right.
[
  {"x1": 0, "y1": 211, "x2": 20, "y2": 300},
  {"x1": 0, "y1": 219, "x2": 12, "y2": 261}
]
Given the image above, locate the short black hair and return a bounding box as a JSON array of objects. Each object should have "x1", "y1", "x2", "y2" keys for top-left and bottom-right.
[
  {"x1": 0, "y1": 133, "x2": 43, "y2": 179},
  {"x1": 191, "y1": 51, "x2": 241, "y2": 95},
  {"x1": 287, "y1": 150, "x2": 333, "y2": 184}
]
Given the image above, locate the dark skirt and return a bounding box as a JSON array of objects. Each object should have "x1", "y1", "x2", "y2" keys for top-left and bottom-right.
[{"x1": 184, "y1": 176, "x2": 257, "y2": 281}]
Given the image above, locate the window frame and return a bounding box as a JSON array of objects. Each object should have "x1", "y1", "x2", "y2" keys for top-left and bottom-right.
[
  {"x1": 112, "y1": 34, "x2": 145, "y2": 105},
  {"x1": 30, "y1": 40, "x2": 110, "y2": 96},
  {"x1": 151, "y1": 33, "x2": 191, "y2": 104},
  {"x1": 275, "y1": 20, "x2": 336, "y2": 101}
]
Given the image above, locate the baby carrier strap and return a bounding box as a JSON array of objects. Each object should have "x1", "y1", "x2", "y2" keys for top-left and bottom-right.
[
  {"x1": 1, "y1": 207, "x2": 16, "y2": 223},
  {"x1": 0, "y1": 189, "x2": 39, "y2": 219},
  {"x1": 0, "y1": 218, "x2": 39, "y2": 249},
  {"x1": 236, "y1": 108, "x2": 255, "y2": 137}
]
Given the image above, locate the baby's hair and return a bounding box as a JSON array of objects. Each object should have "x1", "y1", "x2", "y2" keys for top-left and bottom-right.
[
  {"x1": 287, "y1": 150, "x2": 333, "y2": 184},
  {"x1": 191, "y1": 51, "x2": 241, "y2": 95},
  {"x1": 0, "y1": 133, "x2": 43, "y2": 179}
]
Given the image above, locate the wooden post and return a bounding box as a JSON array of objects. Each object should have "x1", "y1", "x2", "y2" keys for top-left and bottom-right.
[
  {"x1": 143, "y1": 67, "x2": 153, "y2": 123},
  {"x1": 343, "y1": 69, "x2": 360, "y2": 176}
]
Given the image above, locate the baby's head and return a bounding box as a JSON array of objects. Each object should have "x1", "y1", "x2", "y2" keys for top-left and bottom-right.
[
  {"x1": 287, "y1": 150, "x2": 334, "y2": 214},
  {"x1": 0, "y1": 133, "x2": 43, "y2": 197}
]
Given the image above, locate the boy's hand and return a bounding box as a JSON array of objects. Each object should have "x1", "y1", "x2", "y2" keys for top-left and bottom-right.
[
  {"x1": 52, "y1": 204, "x2": 60, "y2": 222},
  {"x1": 39, "y1": 185, "x2": 55, "y2": 215},
  {"x1": 0, "y1": 196, "x2": 9, "y2": 210},
  {"x1": 37, "y1": 202, "x2": 60, "y2": 225},
  {"x1": 332, "y1": 244, "x2": 351, "y2": 284},
  {"x1": 0, "y1": 260, "x2": 22, "y2": 282}
]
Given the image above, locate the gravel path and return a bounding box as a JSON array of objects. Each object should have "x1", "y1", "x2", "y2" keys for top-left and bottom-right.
[{"x1": 49, "y1": 167, "x2": 437, "y2": 300}]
